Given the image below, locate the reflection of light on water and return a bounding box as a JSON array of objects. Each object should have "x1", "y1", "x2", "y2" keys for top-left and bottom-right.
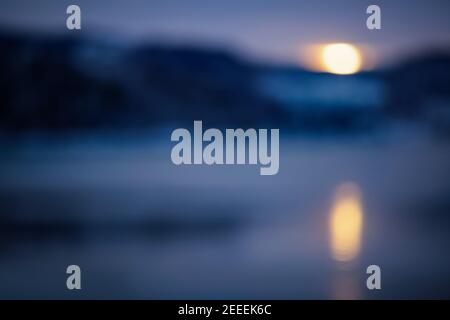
[
  {"x1": 331, "y1": 270, "x2": 360, "y2": 300},
  {"x1": 330, "y1": 182, "x2": 363, "y2": 262}
]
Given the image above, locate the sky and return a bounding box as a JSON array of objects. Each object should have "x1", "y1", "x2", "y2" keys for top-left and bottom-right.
[{"x1": 1, "y1": 0, "x2": 450, "y2": 67}]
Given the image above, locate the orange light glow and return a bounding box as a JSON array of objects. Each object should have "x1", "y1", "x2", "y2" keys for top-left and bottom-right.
[
  {"x1": 299, "y1": 43, "x2": 366, "y2": 74},
  {"x1": 330, "y1": 182, "x2": 364, "y2": 262},
  {"x1": 320, "y1": 43, "x2": 362, "y2": 75}
]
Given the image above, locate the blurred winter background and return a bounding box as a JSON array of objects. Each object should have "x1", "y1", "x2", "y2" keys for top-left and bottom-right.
[{"x1": 1, "y1": 0, "x2": 450, "y2": 299}]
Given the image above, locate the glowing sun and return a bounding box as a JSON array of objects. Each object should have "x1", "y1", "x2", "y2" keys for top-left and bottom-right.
[{"x1": 321, "y1": 43, "x2": 362, "y2": 75}]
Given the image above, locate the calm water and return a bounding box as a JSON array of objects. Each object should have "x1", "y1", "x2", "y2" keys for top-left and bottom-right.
[{"x1": 1, "y1": 124, "x2": 450, "y2": 299}]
